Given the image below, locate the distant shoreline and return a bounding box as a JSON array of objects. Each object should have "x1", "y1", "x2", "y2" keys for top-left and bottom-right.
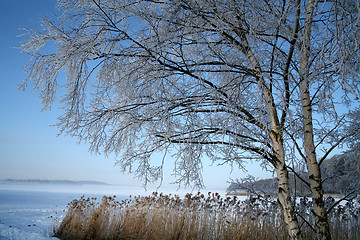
[{"x1": 0, "y1": 179, "x2": 109, "y2": 185}]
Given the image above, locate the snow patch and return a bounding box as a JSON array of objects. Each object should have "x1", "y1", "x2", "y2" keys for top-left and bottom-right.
[{"x1": 0, "y1": 223, "x2": 59, "y2": 240}]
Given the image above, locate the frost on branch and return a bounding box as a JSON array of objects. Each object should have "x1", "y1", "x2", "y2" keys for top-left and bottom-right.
[{"x1": 20, "y1": 0, "x2": 360, "y2": 191}]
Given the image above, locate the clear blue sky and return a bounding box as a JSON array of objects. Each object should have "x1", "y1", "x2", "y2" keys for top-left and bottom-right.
[{"x1": 0, "y1": 0, "x2": 272, "y2": 189}]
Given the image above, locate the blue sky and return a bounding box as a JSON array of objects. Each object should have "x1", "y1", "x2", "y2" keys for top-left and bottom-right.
[{"x1": 0, "y1": 0, "x2": 272, "y2": 189}]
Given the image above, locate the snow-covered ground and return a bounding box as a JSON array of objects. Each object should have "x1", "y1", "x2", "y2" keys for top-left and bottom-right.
[{"x1": 0, "y1": 182, "x2": 227, "y2": 240}]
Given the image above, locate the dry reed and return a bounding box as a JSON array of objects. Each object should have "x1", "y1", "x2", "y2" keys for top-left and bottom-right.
[{"x1": 54, "y1": 193, "x2": 359, "y2": 240}]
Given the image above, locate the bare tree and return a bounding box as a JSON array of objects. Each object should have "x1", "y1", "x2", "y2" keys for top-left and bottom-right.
[{"x1": 20, "y1": 0, "x2": 360, "y2": 239}]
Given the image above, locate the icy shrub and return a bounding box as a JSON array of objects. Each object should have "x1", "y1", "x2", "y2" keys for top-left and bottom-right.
[
  {"x1": 54, "y1": 193, "x2": 359, "y2": 240},
  {"x1": 294, "y1": 196, "x2": 360, "y2": 239},
  {"x1": 55, "y1": 193, "x2": 286, "y2": 240}
]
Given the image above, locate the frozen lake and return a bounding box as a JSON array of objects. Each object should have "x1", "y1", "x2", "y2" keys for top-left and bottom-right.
[
  {"x1": 0, "y1": 183, "x2": 127, "y2": 239},
  {"x1": 0, "y1": 182, "x2": 227, "y2": 239}
]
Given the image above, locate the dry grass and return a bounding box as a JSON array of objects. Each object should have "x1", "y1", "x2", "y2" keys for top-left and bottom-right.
[{"x1": 54, "y1": 193, "x2": 359, "y2": 240}]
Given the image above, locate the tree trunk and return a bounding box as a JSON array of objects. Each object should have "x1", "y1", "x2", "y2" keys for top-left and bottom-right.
[
  {"x1": 275, "y1": 163, "x2": 302, "y2": 240},
  {"x1": 300, "y1": 81, "x2": 331, "y2": 240},
  {"x1": 273, "y1": 140, "x2": 302, "y2": 240},
  {"x1": 299, "y1": 1, "x2": 332, "y2": 239},
  {"x1": 241, "y1": 16, "x2": 302, "y2": 239}
]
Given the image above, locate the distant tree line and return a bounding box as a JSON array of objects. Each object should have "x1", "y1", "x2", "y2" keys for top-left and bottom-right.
[{"x1": 228, "y1": 154, "x2": 360, "y2": 198}]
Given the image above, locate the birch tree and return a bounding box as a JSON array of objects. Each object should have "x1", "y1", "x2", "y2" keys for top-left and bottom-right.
[{"x1": 20, "y1": 0, "x2": 360, "y2": 239}]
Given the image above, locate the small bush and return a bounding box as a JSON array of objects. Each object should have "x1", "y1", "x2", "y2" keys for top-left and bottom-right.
[{"x1": 54, "y1": 193, "x2": 360, "y2": 240}]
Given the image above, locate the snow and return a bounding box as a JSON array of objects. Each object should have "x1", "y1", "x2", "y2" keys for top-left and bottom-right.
[
  {"x1": 0, "y1": 223, "x2": 59, "y2": 240},
  {"x1": 0, "y1": 182, "x2": 228, "y2": 240}
]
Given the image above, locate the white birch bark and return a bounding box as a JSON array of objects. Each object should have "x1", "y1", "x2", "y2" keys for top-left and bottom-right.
[
  {"x1": 299, "y1": 0, "x2": 331, "y2": 239},
  {"x1": 243, "y1": 33, "x2": 302, "y2": 240},
  {"x1": 273, "y1": 141, "x2": 302, "y2": 240}
]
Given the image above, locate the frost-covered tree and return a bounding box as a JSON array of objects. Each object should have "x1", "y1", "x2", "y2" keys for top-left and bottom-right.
[
  {"x1": 345, "y1": 108, "x2": 360, "y2": 154},
  {"x1": 321, "y1": 154, "x2": 360, "y2": 197},
  {"x1": 338, "y1": 108, "x2": 360, "y2": 197},
  {"x1": 20, "y1": 0, "x2": 360, "y2": 239}
]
